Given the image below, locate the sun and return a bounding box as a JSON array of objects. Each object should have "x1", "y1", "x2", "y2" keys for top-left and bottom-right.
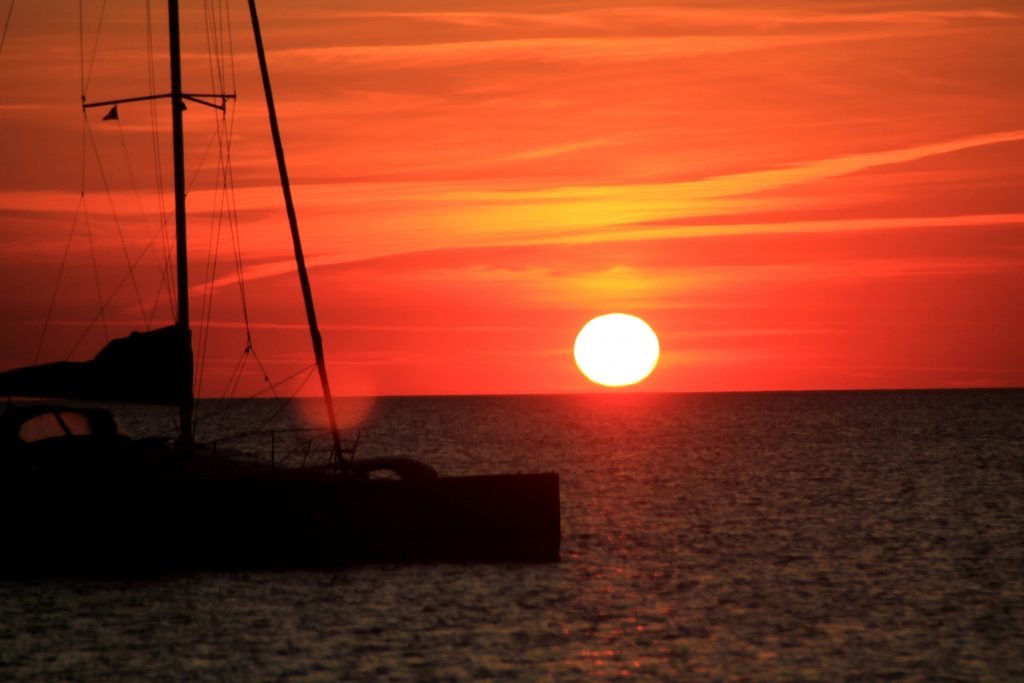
[{"x1": 574, "y1": 313, "x2": 660, "y2": 387}]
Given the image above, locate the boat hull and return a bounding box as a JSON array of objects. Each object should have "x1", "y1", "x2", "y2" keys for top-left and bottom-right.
[{"x1": 2, "y1": 471, "x2": 560, "y2": 573}]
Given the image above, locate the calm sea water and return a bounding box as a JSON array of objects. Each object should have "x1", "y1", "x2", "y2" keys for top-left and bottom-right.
[{"x1": 2, "y1": 390, "x2": 1022, "y2": 681}]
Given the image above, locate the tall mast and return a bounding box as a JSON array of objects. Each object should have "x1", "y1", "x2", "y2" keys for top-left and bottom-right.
[
  {"x1": 80, "y1": 2, "x2": 234, "y2": 437},
  {"x1": 247, "y1": 0, "x2": 345, "y2": 468},
  {"x1": 168, "y1": 0, "x2": 193, "y2": 448}
]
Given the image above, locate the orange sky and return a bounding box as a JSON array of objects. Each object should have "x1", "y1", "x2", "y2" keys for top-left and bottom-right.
[{"x1": 1, "y1": 1, "x2": 1022, "y2": 397}]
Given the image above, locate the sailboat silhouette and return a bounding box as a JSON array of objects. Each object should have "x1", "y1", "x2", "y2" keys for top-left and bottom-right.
[{"x1": 0, "y1": 0, "x2": 559, "y2": 572}]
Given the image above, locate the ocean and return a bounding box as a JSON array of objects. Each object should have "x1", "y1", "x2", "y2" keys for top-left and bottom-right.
[{"x1": 1, "y1": 389, "x2": 1022, "y2": 681}]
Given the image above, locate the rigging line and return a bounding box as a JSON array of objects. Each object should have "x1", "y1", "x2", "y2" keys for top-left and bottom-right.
[
  {"x1": 146, "y1": 266, "x2": 172, "y2": 330},
  {"x1": 224, "y1": 113, "x2": 252, "y2": 335},
  {"x1": 198, "y1": 95, "x2": 256, "y2": 410},
  {"x1": 80, "y1": 195, "x2": 110, "y2": 344},
  {"x1": 208, "y1": 0, "x2": 220, "y2": 89},
  {"x1": 192, "y1": 247, "x2": 215, "y2": 402},
  {"x1": 84, "y1": 115, "x2": 149, "y2": 327},
  {"x1": 34, "y1": 195, "x2": 85, "y2": 365},
  {"x1": 114, "y1": 117, "x2": 153, "y2": 330},
  {"x1": 112, "y1": 86, "x2": 169, "y2": 331},
  {"x1": 156, "y1": 191, "x2": 176, "y2": 322},
  {"x1": 195, "y1": 86, "x2": 239, "y2": 366},
  {"x1": 217, "y1": 0, "x2": 229, "y2": 90},
  {"x1": 219, "y1": 0, "x2": 231, "y2": 93},
  {"x1": 211, "y1": 95, "x2": 245, "y2": 320},
  {"x1": 145, "y1": 0, "x2": 173, "y2": 319},
  {"x1": 187, "y1": 126, "x2": 220, "y2": 193},
  {"x1": 212, "y1": 0, "x2": 228, "y2": 97},
  {"x1": 192, "y1": 192, "x2": 224, "y2": 404},
  {"x1": 139, "y1": 122, "x2": 222, "y2": 325},
  {"x1": 39, "y1": 109, "x2": 92, "y2": 363},
  {"x1": 207, "y1": 32, "x2": 243, "y2": 327},
  {"x1": 0, "y1": 0, "x2": 16, "y2": 57},
  {"x1": 65, "y1": 222, "x2": 169, "y2": 358},
  {"x1": 249, "y1": 362, "x2": 317, "y2": 434},
  {"x1": 147, "y1": 213, "x2": 182, "y2": 326},
  {"x1": 202, "y1": 0, "x2": 225, "y2": 99},
  {"x1": 194, "y1": 125, "x2": 232, "y2": 398},
  {"x1": 82, "y1": 0, "x2": 110, "y2": 97},
  {"x1": 249, "y1": 356, "x2": 312, "y2": 404},
  {"x1": 219, "y1": 0, "x2": 233, "y2": 92},
  {"x1": 264, "y1": 369, "x2": 317, "y2": 435},
  {"x1": 181, "y1": 114, "x2": 234, "y2": 402},
  {"x1": 145, "y1": 208, "x2": 185, "y2": 324},
  {"x1": 140, "y1": 198, "x2": 176, "y2": 324},
  {"x1": 224, "y1": 0, "x2": 237, "y2": 94},
  {"x1": 221, "y1": 347, "x2": 250, "y2": 401},
  {"x1": 193, "y1": 348, "x2": 245, "y2": 442},
  {"x1": 216, "y1": 103, "x2": 259, "y2": 395},
  {"x1": 207, "y1": 349, "x2": 251, "y2": 437},
  {"x1": 194, "y1": 118, "x2": 236, "y2": 402},
  {"x1": 195, "y1": 0, "x2": 239, "y2": 362},
  {"x1": 202, "y1": 0, "x2": 216, "y2": 94},
  {"x1": 78, "y1": 0, "x2": 84, "y2": 97}
]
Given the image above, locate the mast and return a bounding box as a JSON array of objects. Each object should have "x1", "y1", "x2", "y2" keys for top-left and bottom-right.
[
  {"x1": 80, "y1": 2, "x2": 233, "y2": 438},
  {"x1": 247, "y1": 0, "x2": 345, "y2": 468},
  {"x1": 168, "y1": 0, "x2": 193, "y2": 448}
]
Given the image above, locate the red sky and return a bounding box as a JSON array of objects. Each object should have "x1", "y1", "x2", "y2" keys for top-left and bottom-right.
[{"x1": 1, "y1": 0, "x2": 1022, "y2": 397}]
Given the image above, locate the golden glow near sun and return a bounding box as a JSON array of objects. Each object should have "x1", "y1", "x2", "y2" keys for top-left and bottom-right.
[{"x1": 574, "y1": 313, "x2": 660, "y2": 387}]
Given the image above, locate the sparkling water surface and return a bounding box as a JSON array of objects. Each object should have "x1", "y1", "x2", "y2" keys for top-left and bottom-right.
[{"x1": 2, "y1": 390, "x2": 1022, "y2": 681}]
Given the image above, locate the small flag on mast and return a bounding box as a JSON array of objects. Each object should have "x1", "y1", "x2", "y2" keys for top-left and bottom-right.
[{"x1": 102, "y1": 105, "x2": 119, "y2": 121}]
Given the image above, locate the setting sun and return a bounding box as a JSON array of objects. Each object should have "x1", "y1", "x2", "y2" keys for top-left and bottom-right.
[{"x1": 574, "y1": 314, "x2": 660, "y2": 387}]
